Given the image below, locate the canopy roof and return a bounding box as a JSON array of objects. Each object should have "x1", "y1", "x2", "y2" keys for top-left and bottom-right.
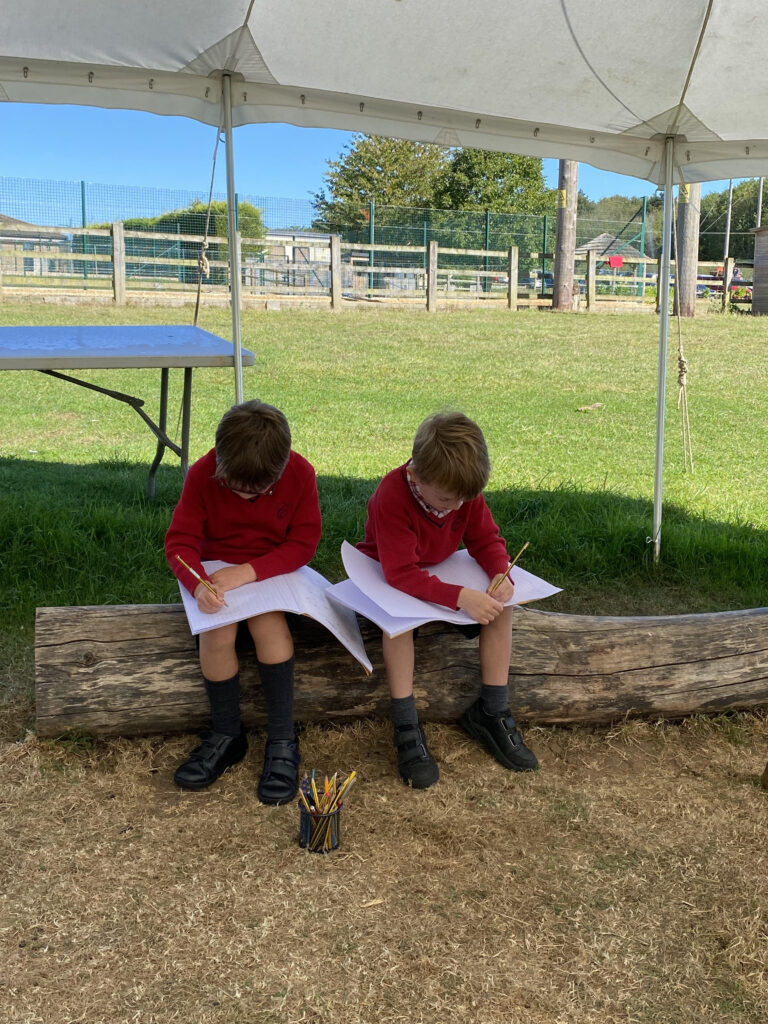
[{"x1": 2, "y1": 0, "x2": 767, "y2": 186}]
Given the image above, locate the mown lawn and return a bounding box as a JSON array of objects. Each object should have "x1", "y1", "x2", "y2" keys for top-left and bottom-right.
[{"x1": 1, "y1": 302, "x2": 767, "y2": 731}]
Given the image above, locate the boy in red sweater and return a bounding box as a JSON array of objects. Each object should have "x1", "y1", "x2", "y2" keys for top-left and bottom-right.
[
  {"x1": 358, "y1": 411, "x2": 537, "y2": 788},
  {"x1": 165, "y1": 400, "x2": 321, "y2": 802}
]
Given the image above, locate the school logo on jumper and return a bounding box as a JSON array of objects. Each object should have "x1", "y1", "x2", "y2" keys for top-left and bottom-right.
[{"x1": 277, "y1": 503, "x2": 291, "y2": 519}]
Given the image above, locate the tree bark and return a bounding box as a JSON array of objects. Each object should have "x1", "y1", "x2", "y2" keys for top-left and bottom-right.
[
  {"x1": 674, "y1": 182, "x2": 701, "y2": 317},
  {"x1": 553, "y1": 160, "x2": 578, "y2": 310},
  {"x1": 34, "y1": 603, "x2": 768, "y2": 737}
]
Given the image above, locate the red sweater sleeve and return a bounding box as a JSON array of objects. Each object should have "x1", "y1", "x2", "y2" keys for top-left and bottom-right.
[{"x1": 164, "y1": 454, "x2": 216, "y2": 595}]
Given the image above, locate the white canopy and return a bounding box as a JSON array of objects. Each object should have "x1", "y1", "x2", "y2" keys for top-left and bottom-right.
[
  {"x1": 2, "y1": 0, "x2": 768, "y2": 186},
  {"x1": 3, "y1": 0, "x2": 766, "y2": 557}
]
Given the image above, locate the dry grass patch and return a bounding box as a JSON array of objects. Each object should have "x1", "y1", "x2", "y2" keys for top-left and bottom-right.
[{"x1": 2, "y1": 716, "x2": 767, "y2": 1024}]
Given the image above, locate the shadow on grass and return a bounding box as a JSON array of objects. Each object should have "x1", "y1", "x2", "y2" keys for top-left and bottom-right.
[{"x1": 2, "y1": 456, "x2": 767, "y2": 734}]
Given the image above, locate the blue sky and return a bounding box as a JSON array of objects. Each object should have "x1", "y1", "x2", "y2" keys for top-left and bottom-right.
[{"x1": 2, "y1": 102, "x2": 736, "y2": 208}]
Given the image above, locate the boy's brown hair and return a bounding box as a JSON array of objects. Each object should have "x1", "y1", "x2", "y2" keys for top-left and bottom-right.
[
  {"x1": 214, "y1": 400, "x2": 291, "y2": 490},
  {"x1": 411, "y1": 411, "x2": 490, "y2": 500}
]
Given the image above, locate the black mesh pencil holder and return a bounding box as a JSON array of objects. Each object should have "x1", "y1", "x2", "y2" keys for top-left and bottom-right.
[{"x1": 298, "y1": 804, "x2": 342, "y2": 853}]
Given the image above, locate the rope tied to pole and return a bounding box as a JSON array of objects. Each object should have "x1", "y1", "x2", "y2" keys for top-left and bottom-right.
[
  {"x1": 198, "y1": 240, "x2": 210, "y2": 279},
  {"x1": 672, "y1": 198, "x2": 694, "y2": 473},
  {"x1": 193, "y1": 127, "x2": 222, "y2": 327}
]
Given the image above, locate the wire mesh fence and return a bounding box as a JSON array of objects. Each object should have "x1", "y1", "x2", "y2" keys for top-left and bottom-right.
[{"x1": 0, "y1": 175, "x2": 667, "y2": 305}]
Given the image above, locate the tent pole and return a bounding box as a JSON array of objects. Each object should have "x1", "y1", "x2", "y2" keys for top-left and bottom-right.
[
  {"x1": 652, "y1": 136, "x2": 675, "y2": 563},
  {"x1": 222, "y1": 72, "x2": 244, "y2": 404}
]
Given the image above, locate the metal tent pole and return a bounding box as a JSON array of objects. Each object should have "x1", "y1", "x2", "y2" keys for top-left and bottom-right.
[
  {"x1": 222, "y1": 72, "x2": 244, "y2": 404},
  {"x1": 652, "y1": 136, "x2": 675, "y2": 563}
]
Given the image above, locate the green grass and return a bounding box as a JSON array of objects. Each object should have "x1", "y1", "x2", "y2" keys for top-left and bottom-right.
[{"x1": 2, "y1": 302, "x2": 768, "y2": 733}]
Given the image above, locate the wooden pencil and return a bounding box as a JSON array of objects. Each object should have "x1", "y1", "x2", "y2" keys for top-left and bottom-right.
[{"x1": 488, "y1": 540, "x2": 529, "y2": 595}]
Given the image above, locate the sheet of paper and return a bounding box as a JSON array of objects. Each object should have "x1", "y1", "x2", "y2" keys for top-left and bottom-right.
[
  {"x1": 327, "y1": 579, "x2": 451, "y2": 637},
  {"x1": 340, "y1": 542, "x2": 561, "y2": 620},
  {"x1": 177, "y1": 561, "x2": 372, "y2": 673}
]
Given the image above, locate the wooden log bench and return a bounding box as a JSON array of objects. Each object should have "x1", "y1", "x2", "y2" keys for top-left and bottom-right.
[{"x1": 34, "y1": 603, "x2": 768, "y2": 738}]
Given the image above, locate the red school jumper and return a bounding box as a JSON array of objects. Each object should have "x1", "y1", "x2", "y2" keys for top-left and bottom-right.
[
  {"x1": 357, "y1": 463, "x2": 510, "y2": 610},
  {"x1": 165, "y1": 448, "x2": 322, "y2": 596}
]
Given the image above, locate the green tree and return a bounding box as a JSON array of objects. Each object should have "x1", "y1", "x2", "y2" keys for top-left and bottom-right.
[
  {"x1": 432, "y1": 149, "x2": 552, "y2": 214},
  {"x1": 312, "y1": 135, "x2": 449, "y2": 233},
  {"x1": 118, "y1": 199, "x2": 265, "y2": 284},
  {"x1": 699, "y1": 179, "x2": 764, "y2": 262}
]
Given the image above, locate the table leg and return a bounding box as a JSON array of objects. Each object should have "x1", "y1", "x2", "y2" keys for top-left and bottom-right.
[
  {"x1": 147, "y1": 368, "x2": 170, "y2": 499},
  {"x1": 180, "y1": 368, "x2": 192, "y2": 477}
]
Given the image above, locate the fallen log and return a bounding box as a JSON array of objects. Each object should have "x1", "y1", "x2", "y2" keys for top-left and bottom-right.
[{"x1": 34, "y1": 603, "x2": 768, "y2": 738}]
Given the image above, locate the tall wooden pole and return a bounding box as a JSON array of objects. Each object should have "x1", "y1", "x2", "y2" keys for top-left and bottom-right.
[
  {"x1": 674, "y1": 182, "x2": 701, "y2": 318},
  {"x1": 553, "y1": 160, "x2": 578, "y2": 310},
  {"x1": 723, "y1": 178, "x2": 734, "y2": 261}
]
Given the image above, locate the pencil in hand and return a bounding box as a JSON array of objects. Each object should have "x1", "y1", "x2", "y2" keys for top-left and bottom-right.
[
  {"x1": 488, "y1": 540, "x2": 529, "y2": 596},
  {"x1": 175, "y1": 555, "x2": 227, "y2": 606}
]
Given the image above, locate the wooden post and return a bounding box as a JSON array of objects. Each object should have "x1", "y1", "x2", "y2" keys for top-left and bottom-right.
[
  {"x1": 656, "y1": 254, "x2": 663, "y2": 313},
  {"x1": 674, "y1": 182, "x2": 701, "y2": 317},
  {"x1": 329, "y1": 234, "x2": 342, "y2": 310},
  {"x1": 111, "y1": 221, "x2": 126, "y2": 305},
  {"x1": 426, "y1": 239, "x2": 438, "y2": 311},
  {"x1": 722, "y1": 255, "x2": 734, "y2": 312},
  {"x1": 586, "y1": 250, "x2": 596, "y2": 311},
  {"x1": 553, "y1": 159, "x2": 578, "y2": 310},
  {"x1": 506, "y1": 246, "x2": 518, "y2": 310}
]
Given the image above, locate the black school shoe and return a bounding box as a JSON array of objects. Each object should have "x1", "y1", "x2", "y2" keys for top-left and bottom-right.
[
  {"x1": 258, "y1": 736, "x2": 301, "y2": 805},
  {"x1": 174, "y1": 726, "x2": 248, "y2": 790},
  {"x1": 460, "y1": 698, "x2": 539, "y2": 772},
  {"x1": 394, "y1": 722, "x2": 440, "y2": 789}
]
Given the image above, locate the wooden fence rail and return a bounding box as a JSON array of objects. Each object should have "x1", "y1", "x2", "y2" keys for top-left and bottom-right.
[{"x1": 1, "y1": 224, "x2": 751, "y2": 312}]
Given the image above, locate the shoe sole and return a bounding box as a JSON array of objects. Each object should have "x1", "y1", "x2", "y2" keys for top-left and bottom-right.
[
  {"x1": 398, "y1": 769, "x2": 439, "y2": 790},
  {"x1": 460, "y1": 715, "x2": 538, "y2": 772}
]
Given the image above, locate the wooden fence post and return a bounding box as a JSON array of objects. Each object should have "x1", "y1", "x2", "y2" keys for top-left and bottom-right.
[
  {"x1": 112, "y1": 221, "x2": 126, "y2": 305},
  {"x1": 426, "y1": 240, "x2": 438, "y2": 311},
  {"x1": 507, "y1": 246, "x2": 518, "y2": 310},
  {"x1": 722, "y1": 256, "x2": 734, "y2": 312},
  {"x1": 330, "y1": 234, "x2": 342, "y2": 310},
  {"x1": 586, "y1": 250, "x2": 596, "y2": 311}
]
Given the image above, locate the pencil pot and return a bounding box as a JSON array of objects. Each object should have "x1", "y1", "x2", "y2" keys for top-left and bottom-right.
[{"x1": 298, "y1": 805, "x2": 342, "y2": 853}]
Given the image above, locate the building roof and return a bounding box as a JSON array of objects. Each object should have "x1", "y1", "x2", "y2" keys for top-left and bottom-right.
[{"x1": 575, "y1": 232, "x2": 644, "y2": 260}]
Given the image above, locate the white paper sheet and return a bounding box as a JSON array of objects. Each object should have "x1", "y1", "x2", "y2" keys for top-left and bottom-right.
[
  {"x1": 327, "y1": 542, "x2": 562, "y2": 636},
  {"x1": 177, "y1": 561, "x2": 372, "y2": 673}
]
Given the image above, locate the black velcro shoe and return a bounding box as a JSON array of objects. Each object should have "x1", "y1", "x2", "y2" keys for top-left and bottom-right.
[
  {"x1": 258, "y1": 736, "x2": 301, "y2": 805},
  {"x1": 394, "y1": 723, "x2": 440, "y2": 789},
  {"x1": 460, "y1": 698, "x2": 538, "y2": 772},
  {"x1": 174, "y1": 726, "x2": 248, "y2": 790}
]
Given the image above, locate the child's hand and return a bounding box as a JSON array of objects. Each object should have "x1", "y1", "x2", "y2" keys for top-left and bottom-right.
[
  {"x1": 457, "y1": 587, "x2": 505, "y2": 624},
  {"x1": 209, "y1": 563, "x2": 257, "y2": 592},
  {"x1": 487, "y1": 574, "x2": 515, "y2": 604},
  {"x1": 194, "y1": 581, "x2": 227, "y2": 613}
]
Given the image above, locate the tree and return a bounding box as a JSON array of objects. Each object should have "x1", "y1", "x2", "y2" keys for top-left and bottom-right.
[
  {"x1": 312, "y1": 135, "x2": 449, "y2": 233},
  {"x1": 118, "y1": 199, "x2": 265, "y2": 284},
  {"x1": 432, "y1": 148, "x2": 552, "y2": 214},
  {"x1": 699, "y1": 179, "x2": 764, "y2": 262}
]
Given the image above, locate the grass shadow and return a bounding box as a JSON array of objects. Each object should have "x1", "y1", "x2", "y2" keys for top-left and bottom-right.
[{"x1": 2, "y1": 457, "x2": 767, "y2": 736}]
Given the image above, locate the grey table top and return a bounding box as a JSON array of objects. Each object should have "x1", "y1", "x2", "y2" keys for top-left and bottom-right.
[{"x1": 0, "y1": 325, "x2": 255, "y2": 370}]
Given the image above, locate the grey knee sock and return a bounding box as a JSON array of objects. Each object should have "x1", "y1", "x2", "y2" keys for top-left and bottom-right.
[
  {"x1": 391, "y1": 694, "x2": 419, "y2": 730},
  {"x1": 257, "y1": 657, "x2": 295, "y2": 740},
  {"x1": 481, "y1": 683, "x2": 509, "y2": 716},
  {"x1": 204, "y1": 672, "x2": 241, "y2": 736}
]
